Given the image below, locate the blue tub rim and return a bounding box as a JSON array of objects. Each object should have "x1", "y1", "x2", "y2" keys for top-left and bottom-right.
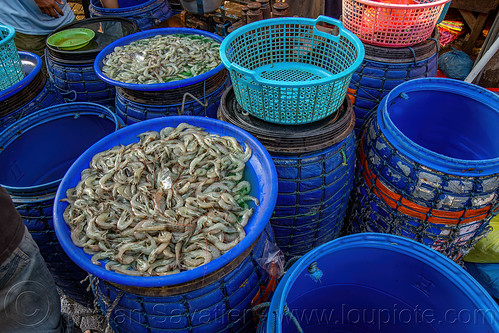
[
  {"x1": 89, "y1": 0, "x2": 166, "y2": 13},
  {"x1": 53, "y1": 116, "x2": 278, "y2": 288},
  {"x1": 0, "y1": 102, "x2": 122, "y2": 195},
  {"x1": 94, "y1": 27, "x2": 225, "y2": 91},
  {"x1": 377, "y1": 77, "x2": 499, "y2": 177},
  {"x1": 0, "y1": 51, "x2": 41, "y2": 103},
  {"x1": 266, "y1": 232, "x2": 499, "y2": 332}
]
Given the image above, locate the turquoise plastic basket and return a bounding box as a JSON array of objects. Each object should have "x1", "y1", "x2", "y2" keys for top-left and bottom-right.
[
  {"x1": 0, "y1": 24, "x2": 24, "y2": 91},
  {"x1": 220, "y1": 16, "x2": 364, "y2": 125}
]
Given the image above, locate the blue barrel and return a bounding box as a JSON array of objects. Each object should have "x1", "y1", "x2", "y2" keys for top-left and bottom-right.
[
  {"x1": 265, "y1": 233, "x2": 499, "y2": 332},
  {"x1": 115, "y1": 75, "x2": 229, "y2": 124},
  {"x1": 0, "y1": 51, "x2": 64, "y2": 131},
  {"x1": 46, "y1": 17, "x2": 139, "y2": 107},
  {"x1": 89, "y1": 0, "x2": 173, "y2": 30},
  {"x1": 219, "y1": 87, "x2": 356, "y2": 258},
  {"x1": 53, "y1": 116, "x2": 279, "y2": 332},
  {"x1": 95, "y1": 27, "x2": 228, "y2": 125},
  {"x1": 348, "y1": 34, "x2": 439, "y2": 133},
  {"x1": 348, "y1": 78, "x2": 499, "y2": 262},
  {"x1": 0, "y1": 102, "x2": 123, "y2": 306}
]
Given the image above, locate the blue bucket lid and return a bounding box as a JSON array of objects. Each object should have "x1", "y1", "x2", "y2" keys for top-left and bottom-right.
[
  {"x1": 377, "y1": 78, "x2": 499, "y2": 177},
  {"x1": 53, "y1": 116, "x2": 278, "y2": 287}
]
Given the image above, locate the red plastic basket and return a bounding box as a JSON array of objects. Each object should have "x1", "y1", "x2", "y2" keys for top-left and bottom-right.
[{"x1": 342, "y1": 0, "x2": 451, "y2": 47}]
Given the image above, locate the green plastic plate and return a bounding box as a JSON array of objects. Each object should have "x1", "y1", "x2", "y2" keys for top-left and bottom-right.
[{"x1": 47, "y1": 28, "x2": 95, "y2": 51}]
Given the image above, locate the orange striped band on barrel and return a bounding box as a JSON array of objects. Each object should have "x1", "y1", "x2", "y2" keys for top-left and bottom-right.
[{"x1": 359, "y1": 141, "x2": 492, "y2": 225}]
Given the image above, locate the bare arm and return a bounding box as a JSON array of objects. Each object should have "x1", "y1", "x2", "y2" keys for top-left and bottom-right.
[{"x1": 34, "y1": 0, "x2": 65, "y2": 18}]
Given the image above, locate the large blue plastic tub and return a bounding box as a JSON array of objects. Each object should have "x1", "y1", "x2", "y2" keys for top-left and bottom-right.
[
  {"x1": 348, "y1": 78, "x2": 499, "y2": 261},
  {"x1": 0, "y1": 102, "x2": 123, "y2": 305},
  {"x1": 53, "y1": 116, "x2": 279, "y2": 331},
  {"x1": 0, "y1": 52, "x2": 64, "y2": 131},
  {"x1": 266, "y1": 233, "x2": 499, "y2": 332},
  {"x1": 89, "y1": 0, "x2": 173, "y2": 31}
]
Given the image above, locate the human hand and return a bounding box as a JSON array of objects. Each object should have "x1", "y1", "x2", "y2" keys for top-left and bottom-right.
[{"x1": 34, "y1": 0, "x2": 65, "y2": 18}]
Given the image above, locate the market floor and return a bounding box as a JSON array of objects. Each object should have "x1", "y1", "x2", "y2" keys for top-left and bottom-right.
[{"x1": 60, "y1": 291, "x2": 107, "y2": 332}]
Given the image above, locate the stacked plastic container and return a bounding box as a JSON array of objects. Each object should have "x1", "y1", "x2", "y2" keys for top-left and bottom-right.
[
  {"x1": 342, "y1": 0, "x2": 450, "y2": 133},
  {"x1": 219, "y1": 16, "x2": 364, "y2": 258}
]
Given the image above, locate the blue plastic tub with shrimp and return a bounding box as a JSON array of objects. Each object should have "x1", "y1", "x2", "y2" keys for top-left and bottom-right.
[{"x1": 53, "y1": 116, "x2": 279, "y2": 332}]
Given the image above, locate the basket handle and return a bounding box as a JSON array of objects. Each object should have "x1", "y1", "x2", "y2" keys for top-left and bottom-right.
[
  {"x1": 312, "y1": 15, "x2": 344, "y2": 42},
  {"x1": 231, "y1": 63, "x2": 263, "y2": 91}
]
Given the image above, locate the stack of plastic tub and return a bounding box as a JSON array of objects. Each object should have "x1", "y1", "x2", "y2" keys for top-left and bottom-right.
[
  {"x1": 0, "y1": 52, "x2": 64, "y2": 131},
  {"x1": 89, "y1": 0, "x2": 173, "y2": 30},
  {"x1": 94, "y1": 28, "x2": 229, "y2": 125},
  {"x1": 0, "y1": 102, "x2": 123, "y2": 306},
  {"x1": 346, "y1": 78, "x2": 499, "y2": 262},
  {"x1": 46, "y1": 17, "x2": 139, "y2": 108},
  {"x1": 219, "y1": 16, "x2": 364, "y2": 258},
  {"x1": 53, "y1": 116, "x2": 279, "y2": 332},
  {"x1": 342, "y1": 0, "x2": 450, "y2": 133}
]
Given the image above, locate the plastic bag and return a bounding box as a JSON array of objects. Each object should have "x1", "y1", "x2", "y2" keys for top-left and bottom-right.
[
  {"x1": 256, "y1": 238, "x2": 285, "y2": 279},
  {"x1": 464, "y1": 215, "x2": 499, "y2": 263},
  {"x1": 438, "y1": 48, "x2": 474, "y2": 80}
]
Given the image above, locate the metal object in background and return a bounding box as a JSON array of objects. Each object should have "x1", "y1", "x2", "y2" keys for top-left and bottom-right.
[
  {"x1": 179, "y1": 0, "x2": 223, "y2": 14},
  {"x1": 272, "y1": 1, "x2": 290, "y2": 17},
  {"x1": 247, "y1": 2, "x2": 264, "y2": 22}
]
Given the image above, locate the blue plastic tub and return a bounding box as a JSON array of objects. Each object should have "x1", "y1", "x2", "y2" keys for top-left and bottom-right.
[
  {"x1": 348, "y1": 78, "x2": 499, "y2": 261},
  {"x1": 348, "y1": 38, "x2": 439, "y2": 133},
  {"x1": 265, "y1": 233, "x2": 499, "y2": 332},
  {"x1": 0, "y1": 52, "x2": 64, "y2": 131},
  {"x1": 89, "y1": 0, "x2": 173, "y2": 30},
  {"x1": 0, "y1": 102, "x2": 123, "y2": 305},
  {"x1": 94, "y1": 28, "x2": 225, "y2": 91},
  {"x1": 115, "y1": 75, "x2": 229, "y2": 125},
  {"x1": 53, "y1": 116, "x2": 279, "y2": 331},
  {"x1": 271, "y1": 132, "x2": 355, "y2": 258}
]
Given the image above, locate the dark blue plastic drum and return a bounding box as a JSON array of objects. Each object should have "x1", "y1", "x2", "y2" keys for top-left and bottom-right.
[
  {"x1": 266, "y1": 233, "x2": 499, "y2": 332},
  {"x1": 89, "y1": 0, "x2": 173, "y2": 30},
  {"x1": 53, "y1": 116, "x2": 279, "y2": 332},
  {"x1": 45, "y1": 17, "x2": 139, "y2": 107},
  {"x1": 0, "y1": 52, "x2": 64, "y2": 131},
  {"x1": 348, "y1": 35, "x2": 439, "y2": 133},
  {"x1": 115, "y1": 75, "x2": 229, "y2": 124},
  {"x1": 348, "y1": 78, "x2": 499, "y2": 261},
  {"x1": 218, "y1": 87, "x2": 356, "y2": 258},
  {"x1": 0, "y1": 102, "x2": 123, "y2": 305}
]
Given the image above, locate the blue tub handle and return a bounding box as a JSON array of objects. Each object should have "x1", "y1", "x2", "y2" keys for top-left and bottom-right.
[{"x1": 313, "y1": 15, "x2": 344, "y2": 42}]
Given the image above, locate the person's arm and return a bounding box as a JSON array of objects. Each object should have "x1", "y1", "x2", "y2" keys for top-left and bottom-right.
[
  {"x1": 34, "y1": 0, "x2": 65, "y2": 18},
  {"x1": 100, "y1": 0, "x2": 119, "y2": 8}
]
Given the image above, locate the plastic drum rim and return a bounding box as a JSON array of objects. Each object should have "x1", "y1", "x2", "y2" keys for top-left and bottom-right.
[
  {"x1": 0, "y1": 102, "x2": 122, "y2": 195},
  {"x1": 53, "y1": 116, "x2": 278, "y2": 287},
  {"x1": 220, "y1": 16, "x2": 365, "y2": 88},
  {"x1": 0, "y1": 51, "x2": 41, "y2": 102},
  {"x1": 94, "y1": 28, "x2": 225, "y2": 91},
  {"x1": 266, "y1": 232, "x2": 499, "y2": 332},
  {"x1": 90, "y1": 0, "x2": 165, "y2": 12},
  {"x1": 377, "y1": 78, "x2": 499, "y2": 177}
]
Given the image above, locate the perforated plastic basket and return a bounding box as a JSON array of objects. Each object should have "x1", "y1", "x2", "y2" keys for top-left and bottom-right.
[
  {"x1": 342, "y1": 0, "x2": 451, "y2": 47},
  {"x1": 220, "y1": 16, "x2": 364, "y2": 125},
  {"x1": 0, "y1": 24, "x2": 24, "y2": 90}
]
